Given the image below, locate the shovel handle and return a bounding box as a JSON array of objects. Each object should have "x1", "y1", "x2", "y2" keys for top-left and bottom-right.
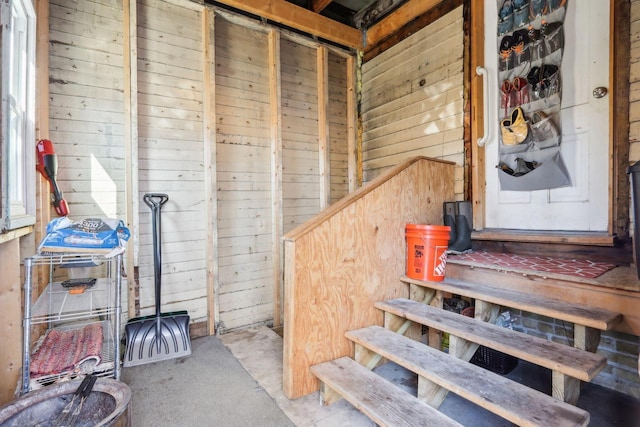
[{"x1": 144, "y1": 193, "x2": 169, "y2": 210}]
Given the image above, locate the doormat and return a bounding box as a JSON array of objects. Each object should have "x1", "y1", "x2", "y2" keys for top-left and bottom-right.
[
  {"x1": 450, "y1": 250, "x2": 617, "y2": 279},
  {"x1": 30, "y1": 323, "x2": 103, "y2": 376}
]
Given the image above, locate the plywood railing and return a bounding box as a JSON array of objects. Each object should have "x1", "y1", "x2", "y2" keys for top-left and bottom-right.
[{"x1": 282, "y1": 156, "x2": 455, "y2": 399}]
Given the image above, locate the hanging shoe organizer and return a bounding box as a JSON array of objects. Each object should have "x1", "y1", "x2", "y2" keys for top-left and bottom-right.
[{"x1": 495, "y1": 0, "x2": 571, "y2": 191}]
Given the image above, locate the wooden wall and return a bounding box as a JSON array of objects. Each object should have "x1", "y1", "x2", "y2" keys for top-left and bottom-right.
[
  {"x1": 136, "y1": 0, "x2": 208, "y2": 322},
  {"x1": 40, "y1": 0, "x2": 356, "y2": 335},
  {"x1": 50, "y1": 0, "x2": 126, "y2": 219},
  {"x1": 360, "y1": 6, "x2": 464, "y2": 199},
  {"x1": 328, "y1": 53, "x2": 350, "y2": 203},
  {"x1": 283, "y1": 157, "x2": 455, "y2": 399},
  {"x1": 281, "y1": 39, "x2": 320, "y2": 233},
  {"x1": 0, "y1": 239, "x2": 22, "y2": 404},
  {"x1": 48, "y1": 0, "x2": 129, "y2": 309},
  {"x1": 215, "y1": 18, "x2": 273, "y2": 331},
  {"x1": 630, "y1": 1, "x2": 640, "y2": 164}
]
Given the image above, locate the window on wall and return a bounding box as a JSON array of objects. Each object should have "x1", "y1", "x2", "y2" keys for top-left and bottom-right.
[{"x1": 1, "y1": 0, "x2": 36, "y2": 232}]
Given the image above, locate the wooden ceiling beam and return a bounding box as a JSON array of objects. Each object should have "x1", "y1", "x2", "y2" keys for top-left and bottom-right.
[
  {"x1": 213, "y1": 0, "x2": 362, "y2": 49},
  {"x1": 364, "y1": 0, "x2": 445, "y2": 47},
  {"x1": 312, "y1": 0, "x2": 332, "y2": 13},
  {"x1": 353, "y1": 0, "x2": 406, "y2": 29}
]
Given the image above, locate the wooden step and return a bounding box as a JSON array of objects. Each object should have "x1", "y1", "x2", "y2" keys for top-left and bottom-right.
[
  {"x1": 310, "y1": 357, "x2": 463, "y2": 427},
  {"x1": 401, "y1": 276, "x2": 622, "y2": 331},
  {"x1": 375, "y1": 298, "x2": 607, "y2": 382},
  {"x1": 347, "y1": 325, "x2": 590, "y2": 427}
]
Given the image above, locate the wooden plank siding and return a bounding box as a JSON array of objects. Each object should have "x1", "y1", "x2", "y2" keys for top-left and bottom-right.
[
  {"x1": 328, "y1": 53, "x2": 350, "y2": 204},
  {"x1": 136, "y1": 0, "x2": 208, "y2": 322},
  {"x1": 49, "y1": 0, "x2": 126, "y2": 218},
  {"x1": 48, "y1": 0, "x2": 130, "y2": 314},
  {"x1": 361, "y1": 6, "x2": 465, "y2": 199},
  {"x1": 281, "y1": 39, "x2": 321, "y2": 233},
  {"x1": 215, "y1": 18, "x2": 274, "y2": 331}
]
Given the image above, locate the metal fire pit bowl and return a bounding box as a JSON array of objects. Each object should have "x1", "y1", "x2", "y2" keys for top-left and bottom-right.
[{"x1": 0, "y1": 377, "x2": 131, "y2": 427}]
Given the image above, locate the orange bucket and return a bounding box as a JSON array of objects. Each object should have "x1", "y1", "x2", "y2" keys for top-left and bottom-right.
[{"x1": 405, "y1": 224, "x2": 451, "y2": 281}]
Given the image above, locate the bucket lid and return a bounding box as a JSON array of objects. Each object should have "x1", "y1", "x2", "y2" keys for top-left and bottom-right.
[{"x1": 406, "y1": 224, "x2": 451, "y2": 232}]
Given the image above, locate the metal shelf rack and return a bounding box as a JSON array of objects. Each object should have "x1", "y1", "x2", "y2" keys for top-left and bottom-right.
[{"x1": 21, "y1": 249, "x2": 123, "y2": 395}]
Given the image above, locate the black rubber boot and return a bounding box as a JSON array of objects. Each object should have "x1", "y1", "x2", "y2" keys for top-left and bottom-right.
[
  {"x1": 443, "y1": 202, "x2": 457, "y2": 246},
  {"x1": 448, "y1": 201, "x2": 473, "y2": 254}
]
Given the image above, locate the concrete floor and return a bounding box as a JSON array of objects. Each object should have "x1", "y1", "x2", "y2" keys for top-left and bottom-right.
[{"x1": 123, "y1": 326, "x2": 640, "y2": 426}]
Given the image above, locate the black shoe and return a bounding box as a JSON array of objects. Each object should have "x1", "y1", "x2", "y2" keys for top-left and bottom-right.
[
  {"x1": 448, "y1": 201, "x2": 473, "y2": 254},
  {"x1": 443, "y1": 202, "x2": 457, "y2": 246}
]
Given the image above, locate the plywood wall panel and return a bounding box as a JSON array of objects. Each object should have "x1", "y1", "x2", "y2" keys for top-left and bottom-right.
[{"x1": 283, "y1": 157, "x2": 455, "y2": 398}]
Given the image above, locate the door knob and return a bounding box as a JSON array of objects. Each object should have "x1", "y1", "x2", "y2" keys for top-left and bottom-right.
[{"x1": 592, "y1": 87, "x2": 608, "y2": 98}]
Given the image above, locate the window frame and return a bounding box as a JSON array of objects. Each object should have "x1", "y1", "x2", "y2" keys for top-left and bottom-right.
[{"x1": 1, "y1": 0, "x2": 36, "y2": 232}]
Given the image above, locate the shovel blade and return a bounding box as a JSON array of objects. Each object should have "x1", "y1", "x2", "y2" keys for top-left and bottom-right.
[{"x1": 123, "y1": 313, "x2": 191, "y2": 367}]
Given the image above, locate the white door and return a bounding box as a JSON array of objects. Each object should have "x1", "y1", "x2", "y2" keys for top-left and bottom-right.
[{"x1": 484, "y1": 1, "x2": 609, "y2": 231}]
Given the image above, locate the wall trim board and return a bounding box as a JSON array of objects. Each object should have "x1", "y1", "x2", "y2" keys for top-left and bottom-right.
[
  {"x1": 612, "y1": 0, "x2": 631, "y2": 241},
  {"x1": 470, "y1": 0, "x2": 485, "y2": 229}
]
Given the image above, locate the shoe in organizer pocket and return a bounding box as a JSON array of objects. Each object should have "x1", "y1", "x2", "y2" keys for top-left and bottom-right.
[
  {"x1": 500, "y1": 107, "x2": 529, "y2": 146},
  {"x1": 530, "y1": 110, "x2": 560, "y2": 143},
  {"x1": 541, "y1": 21, "x2": 564, "y2": 56}
]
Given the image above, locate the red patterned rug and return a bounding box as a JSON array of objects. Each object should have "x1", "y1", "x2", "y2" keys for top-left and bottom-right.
[
  {"x1": 30, "y1": 323, "x2": 103, "y2": 376},
  {"x1": 450, "y1": 250, "x2": 617, "y2": 279}
]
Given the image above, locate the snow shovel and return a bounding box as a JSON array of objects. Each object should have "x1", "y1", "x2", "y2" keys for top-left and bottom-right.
[{"x1": 123, "y1": 193, "x2": 191, "y2": 367}]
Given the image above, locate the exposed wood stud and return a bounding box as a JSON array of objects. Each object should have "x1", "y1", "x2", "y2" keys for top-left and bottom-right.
[
  {"x1": 346, "y1": 54, "x2": 357, "y2": 193},
  {"x1": 204, "y1": 7, "x2": 218, "y2": 335},
  {"x1": 356, "y1": 50, "x2": 363, "y2": 187},
  {"x1": 269, "y1": 29, "x2": 283, "y2": 327},
  {"x1": 34, "y1": 0, "x2": 51, "y2": 295},
  {"x1": 124, "y1": 0, "x2": 139, "y2": 319},
  {"x1": 318, "y1": 46, "x2": 330, "y2": 209}
]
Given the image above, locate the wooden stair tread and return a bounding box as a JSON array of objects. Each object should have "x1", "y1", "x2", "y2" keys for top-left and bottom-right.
[
  {"x1": 310, "y1": 357, "x2": 463, "y2": 427},
  {"x1": 375, "y1": 298, "x2": 607, "y2": 381},
  {"x1": 347, "y1": 326, "x2": 590, "y2": 427},
  {"x1": 401, "y1": 276, "x2": 621, "y2": 331}
]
